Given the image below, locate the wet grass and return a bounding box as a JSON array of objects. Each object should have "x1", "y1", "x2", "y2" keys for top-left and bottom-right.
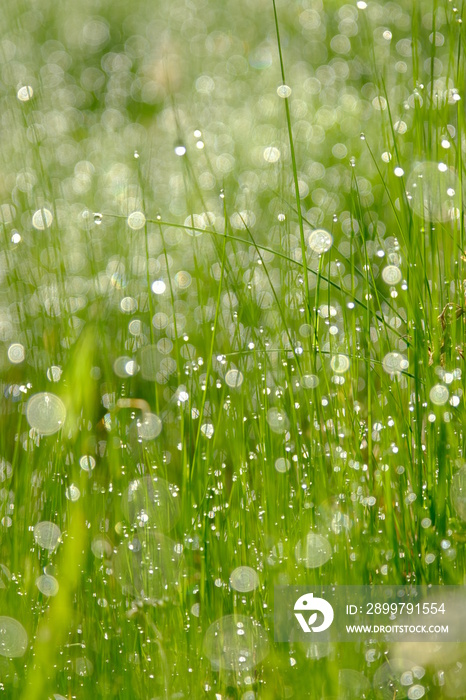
[{"x1": 0, "y1": 0, "x2": 465, "y2": 698}]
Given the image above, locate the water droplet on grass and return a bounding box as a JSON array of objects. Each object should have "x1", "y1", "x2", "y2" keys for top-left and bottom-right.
[
  {"x1": 382, "y1": 352, "x2": 409, "y2": 375},
  {"x1": 17, "y1": 85, "x2": 33, "y2": 101},
  {"x1": 33, "y1": 521, "x2": 61, "y2": 551},
  {"x1": 301, "y1": 374, "x2": 319, "y2": 389},
  {"x1": 65, "y1": 484, "x2": 80, "y2": 501},
  {"x1": 225, "y1": 369, "x2": 244, "y2": 388},
  {"x1": 308, "y1": 228, "x2": 333, "y2": 253},
  {"x1": 230, "y1": 210, "x2": 256, "y2": 230},
  {"x1": 32, "y1": 208, "x2": 53, "y2": 230},
  {"x1": 26, "y1": 392, "x2": 66, "y2": 436},
  {"x1": 7, "y1": 343, "x2": 25, "y2": 364},
  {"x1": 277, "y1": 84, "x2": 292, "y2": 98},
  {"x1": 46, "y1": 366, "x2": 62, "y2": 382},
  {"x1": 201, "y1": 422, "x2": 214, "y2": 438},
  {"x1": 36, "y1": 574, "x2": 59, "y2": 596},
  {"x1": 137, "y1": 413, "x2": 162, "y2": 440},
  {"x1": 112, "y1": 356, "x2": 132, "y2": 377},
  {"x1": 0, "y1": 617, "x2": 28, "y2": 658},
  {"x1": 127, "y1": 211, "x2": 146, "y2": 230},
  {"x1": 382, "y1": 265, "x2": 402, "y2": 285},
  {"x1": 330, "y1": 354, "x2": 350, "y2": 374},
  {"x1": 79, "y1": 455, "x2": 96, "y2": 472},
  {"x1": 230, "y1": 566, "x2": 259, "y2": 592},
  {"x1": 275, "y1": 457, "x2": 291, "y2": 473},
  {"x1": 151, "y1": 280, "x2": 166, "y2": 294},
  {"x1": 263, "y1": 146, "x2": 281, "y2": 163},
  {"x1": 429, "y1": 384, "x2": 449, "y2": 405}
]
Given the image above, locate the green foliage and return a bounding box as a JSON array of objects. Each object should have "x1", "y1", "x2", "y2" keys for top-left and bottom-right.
[{"x1": 0, "y1": 0, "x2": 465, "y2": 698}]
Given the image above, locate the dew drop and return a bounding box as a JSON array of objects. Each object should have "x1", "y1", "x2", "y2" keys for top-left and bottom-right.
[
  {"x1": 200, "y1": 422, "x2": 214, "y2": 439},
  {"x1": 26, "y1": 392, "x2": 66, "y2": 436},
  {"x1": 127, "y1": 211, "x2": 146, "y2": 230},
  {"x1": 330, "y1": 354, "x2": 350, "y2": 374},
  {"x1": 0, "y1": 617, "x2": 28, "y2": 658},
  {"x1": 46, "y1": 366, "x2": 62, "y2": 382},
  {"x1": 151, "y1": 280, "x2": 166, "y2": 294},
  {"x1": 429, "y1": 384, "x2": 449, "y2": 405},
  {"x1": 65, "y1": 483, "x2": 80, "y2": 502},
  {"x1": 36, "y1": 574, "x2": 59, "y2": 597},
  {"x1": 225, "y1": 369, "x2": 244, "y2": 388},
  {"x1": 33, "y1": 521, "x2": 61, "y2": 551},
  {"x1": 276, "y1": 84, "x2": 292, "y2": 98},
  {"x1": 382, "y1": 265, "x2": 402, "y2": 285},
  {"x1": 229, "y1": 566, "x2": 259, "y2": 592},
  {"x1": 32, "y1": 208, "x2": 53, "y2": 230},
  {"x1": 137, "y1": 413, "x2": 162, "y2": 440},
  {"x1": 79, "y1": 455, "x2": 96, "y2": 472},
  {"x1": 17, "y1": 85, "x2": 33, "y2": 101},
  {"x1": 7, "y1": 343, "x2": 25, "y2": 364},
  {"x1": 275, "y1": 457, "x2": 291, "y2": 473},
  {"x1": 308, "y1": 228, "x2": 333, "y2": 254},
  {"x1": 301, "y1": 374, "x2": 319, "y2": 389}
]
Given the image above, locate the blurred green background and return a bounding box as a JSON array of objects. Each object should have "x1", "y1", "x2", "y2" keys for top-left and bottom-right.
[{"x1": 0, "y1": 0, "x2": 465, "y2": 698}]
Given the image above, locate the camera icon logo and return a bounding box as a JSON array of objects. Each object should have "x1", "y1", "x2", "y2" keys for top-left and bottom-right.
[{"x1": 294, "y1": 592, "x2": 334, "y2": 633}]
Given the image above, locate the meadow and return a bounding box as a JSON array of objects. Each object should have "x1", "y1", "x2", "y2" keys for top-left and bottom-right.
[{"x1": 0, "y1": 0, "x2": 465, "y2": 697}]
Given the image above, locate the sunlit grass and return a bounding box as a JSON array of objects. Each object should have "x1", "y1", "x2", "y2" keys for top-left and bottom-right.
[{"x1": 0, "y1": 0, "x2": 465, "y2": 698}]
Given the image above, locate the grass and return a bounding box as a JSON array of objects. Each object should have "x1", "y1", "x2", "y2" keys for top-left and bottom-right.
[{"x1": 0, "y1": 0, "x2": 465, "y2": 698}]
